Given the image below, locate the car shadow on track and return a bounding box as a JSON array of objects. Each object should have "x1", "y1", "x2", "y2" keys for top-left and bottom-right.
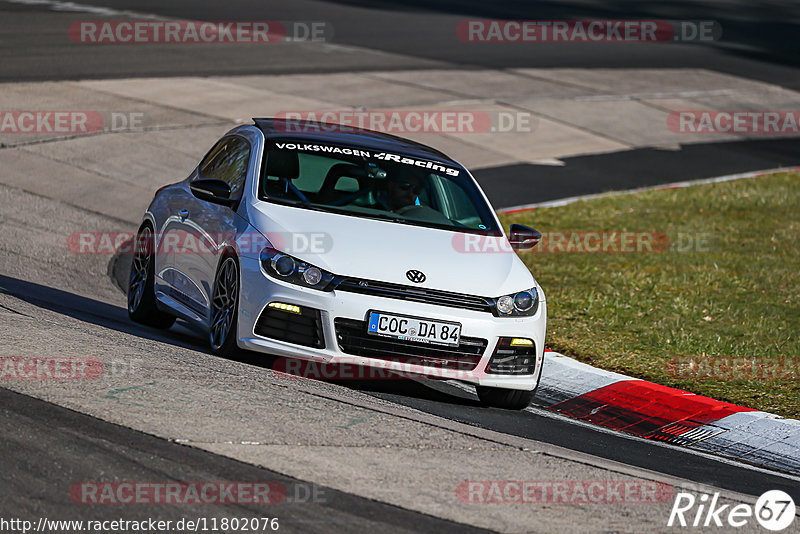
[{"x1": 0, "y1": 271, "x2": 482, "y2": 409}]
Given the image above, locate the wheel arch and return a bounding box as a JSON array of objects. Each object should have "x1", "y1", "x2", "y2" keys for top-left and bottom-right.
[{"x1": 217, "y1": 245, "x2": 240, "y2": 266}]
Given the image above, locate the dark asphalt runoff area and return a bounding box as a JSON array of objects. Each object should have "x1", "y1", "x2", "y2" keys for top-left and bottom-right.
[{"x1": 474, "y1": 137, "x2": 800, "y2": 208}]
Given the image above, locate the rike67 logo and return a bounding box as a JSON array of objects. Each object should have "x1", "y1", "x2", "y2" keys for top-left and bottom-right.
[{"x1": 668, "y1": 490, "x2": 795, "y2": 531}]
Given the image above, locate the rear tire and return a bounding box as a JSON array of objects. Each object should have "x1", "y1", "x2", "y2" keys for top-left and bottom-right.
[
  {"x1": 476, "y1": 386, "x2": 534, "y2": 410},
  {"x1": 209, "y1": 255, "x2": 240, "y2": 358},
  {"x1": 128, "y1": 223, "x2": 175, "y2": 329}
]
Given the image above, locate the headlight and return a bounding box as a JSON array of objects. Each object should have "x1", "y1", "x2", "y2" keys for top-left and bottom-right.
[
  {"x1": 492, "y1": 288, "x2": 539, "y2": 317},
  {"x1": 496, "y1": 295, "x2": 514, "y2": 314},
  {"x1": 260, "y1": 248, "x2": 335, "y2": 291},
  {"x1": 303, "y1": 267, "x2": 322, "y2": 285},
  {"x1": 273, "y1": 254, "x2": 296, "y2": 276}
]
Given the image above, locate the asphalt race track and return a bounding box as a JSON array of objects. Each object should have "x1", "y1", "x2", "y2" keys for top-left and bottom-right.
[
  {"x1": 7, "y1": 264, "x2": 799, "y2": 506},
  {"x1": 1, "y1": 1, "x2": 799, "y2": 532},
  {"x1": 3, "y1": 0, "x2": 800, "y2": 207},
  {"x1": 3, "y1": 266, "x2": 799, "y2": 530},
  {"x1": 2, "y1": 0, "x2": 799, "y2": 88},
  {"x1": 0, "y1": 387, "x2": 490, "y2": 534}
]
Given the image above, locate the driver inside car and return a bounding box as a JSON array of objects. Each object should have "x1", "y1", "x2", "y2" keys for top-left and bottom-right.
[{"x1": 381, "y1": 173, "x2": 423, "y2": 211}]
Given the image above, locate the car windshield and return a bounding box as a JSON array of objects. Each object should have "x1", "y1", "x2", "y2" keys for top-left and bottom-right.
[{"x1": 257, "y1": 141, "x2": 501, "y2": 235}]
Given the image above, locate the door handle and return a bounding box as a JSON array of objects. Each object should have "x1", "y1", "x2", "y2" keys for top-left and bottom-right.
[{"x1": 178, "y1": 209, "x2": 189, "y2": 220}]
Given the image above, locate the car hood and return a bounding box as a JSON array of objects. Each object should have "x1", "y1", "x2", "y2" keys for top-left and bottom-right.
[{"x1": 247, "y1": 202, "x2": 539, "y2": 298}]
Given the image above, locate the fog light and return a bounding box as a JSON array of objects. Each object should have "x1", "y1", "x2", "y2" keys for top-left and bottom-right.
[
  {"x1": 487, "y1": 337, "x2": 537, "y2": 375},
  {"x1": 303, "y1": 267, "x2": 322, "y2": 285},
  {"x1": 267, "y1": 302, "x2": 301, "y2": 315}
]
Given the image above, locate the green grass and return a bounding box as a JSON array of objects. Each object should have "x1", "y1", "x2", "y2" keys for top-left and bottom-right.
[{"x1": 499, "y1": 171, "x2": 800, "y2": 418}]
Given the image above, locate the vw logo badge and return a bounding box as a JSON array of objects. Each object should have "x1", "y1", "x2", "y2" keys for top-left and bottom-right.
[{"x1": 406, "y1": 270, "x2": 426, "y2": 283}]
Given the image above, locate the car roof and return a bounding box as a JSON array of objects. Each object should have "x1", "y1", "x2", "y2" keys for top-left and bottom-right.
[{"x1": 253, "y1": 118, "x2": 458, "y2": 165}]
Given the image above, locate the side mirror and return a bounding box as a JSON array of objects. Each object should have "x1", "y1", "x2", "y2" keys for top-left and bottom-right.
[
  {"x1": 509, "y1": 224, "x2": 542, "y2": 250},
  {"x1": 190, "y1": 179, "x2": 235, "y2": 207}
]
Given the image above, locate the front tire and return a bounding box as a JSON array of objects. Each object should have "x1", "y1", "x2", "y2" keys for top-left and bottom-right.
[
  {"x1": 209, "y1": 255, "x2": 240, "y2": 357},
  {"x1": 476, "y1": 386, "x2": 534, "y2": 410},
  {"x1": 128, "y1": 224, "x2": 176, "y2": 329}
]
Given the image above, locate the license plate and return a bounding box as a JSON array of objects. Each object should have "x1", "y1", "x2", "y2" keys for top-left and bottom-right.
[{"x1": 367, "y1": 311, "x2": 461, "y2": 347}]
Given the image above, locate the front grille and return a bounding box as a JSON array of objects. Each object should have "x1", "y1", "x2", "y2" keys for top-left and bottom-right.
[
  {"x1": 255, "y1": 305, "x2": 325, "y2": 349},
  {"x1": 334, "y1": 278, "x2": 493, "y2": 313},
  {"x1": 486, "y1": 338, "x2": 537, "y2": 375},
  {"x1": 334, "y1": 318, "x2": 487, "y2": 371}
]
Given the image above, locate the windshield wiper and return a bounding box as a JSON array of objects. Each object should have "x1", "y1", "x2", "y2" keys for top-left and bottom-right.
[{"x1": 320, "y1": 206, "x2": 407, "y2": 223}]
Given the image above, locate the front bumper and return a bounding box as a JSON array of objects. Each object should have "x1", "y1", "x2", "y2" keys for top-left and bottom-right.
[{"x1": 237, "y1": 256, "x2": 546, "y2": 391}]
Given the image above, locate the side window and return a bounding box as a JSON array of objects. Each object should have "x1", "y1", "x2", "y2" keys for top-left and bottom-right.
[
  {"x1": 199, "y1": 137, "x2": 251, "y2": 202},
  {"x1": 429, "y1": 174, "x2": 480, "y2": 224}
]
